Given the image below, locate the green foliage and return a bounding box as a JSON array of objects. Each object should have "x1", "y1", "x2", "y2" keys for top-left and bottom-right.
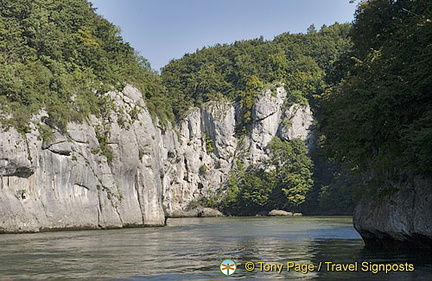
[
  {"x1": 37, "y1": 124, "x2": 55, "y2": 146},
  {"x1": 223, "y1": 172, "x2": 240, "y2": 211},
  {"x1": 129, "y1": 106, "x2": 141, "y2": 122},
  {"x1": 266, "y1": 137, "x2": 314, "y2": 209},
  {"x1": 188, "y1": 200, "x2": 201, "y2": 209},
  {"x1": 0, "y1": 0, "x2": 170, "y2": 131},
  {"x1": 304, "y1": 152, "x2": 363, "y2": 215},
  {"x1": 199, "y1": 164, "x2": 208, "y2": 176},
  {"x1": 220, "y1": 137, "x2": 313, "y2": 215},
  {"x1": 322, "y1": 0, "x2": 432, "y2": 181},
  {"x1": 199, "y1": 193, "x2": 219, "y2": 209},
  {"x1": 318, "y1": 185, "x2": 355, "y2": 215},
  {"x1": 161, "y1": 24, "x2": 351, "y2": 133},
  {"x1": 95, "y1": 125, "x2": 113, "y2": 165},
  {"x1": 204, "y1": 134, "x2": 215, "y2": 153}
]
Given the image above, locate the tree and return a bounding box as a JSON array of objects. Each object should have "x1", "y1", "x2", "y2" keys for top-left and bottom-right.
[
  {"x1": 161, "y1": 23, "x2": 351, "y2": 130},
  {"x1": 321, "y1": 0, "x2": 432, "y2": 184},
  {"x1": 267, "y1": 137, "x2": 313, "y2": 209},
  {"x1": 0, "y1": 0, "x2": 170, "y2": 131}
]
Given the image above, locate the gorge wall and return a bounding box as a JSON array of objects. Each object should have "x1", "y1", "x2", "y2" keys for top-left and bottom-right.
[
  {"x1": 1, "y1": 85, "x2": 431, "y2": 251},
  {"x1": 354, "y1": 176, "x2": 432, "y2": 250},
  {"x1": 0, "y1": 85, "x2": 313, "y2": 232},
  {"x1": 0, "y1": 86, "x2": 166, "y2": 232}
]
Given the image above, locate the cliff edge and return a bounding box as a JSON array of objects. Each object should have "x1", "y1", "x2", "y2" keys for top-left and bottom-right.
[{"x1": 354, "y1": 177, "x2": 432, "y2": 250}]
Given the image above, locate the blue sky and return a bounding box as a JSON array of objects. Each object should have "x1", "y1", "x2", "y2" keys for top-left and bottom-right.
[{"x1": 90, "y1": 0, "x2": 358, "y2": 71}]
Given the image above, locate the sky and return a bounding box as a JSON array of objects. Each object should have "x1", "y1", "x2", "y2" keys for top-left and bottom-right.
[{"x1": 90, "y1": 0, "x2": 358, "y2": 71}]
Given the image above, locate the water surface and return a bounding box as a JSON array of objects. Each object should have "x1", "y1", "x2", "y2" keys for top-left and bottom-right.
[{"x1": 0, "y1": 216, "x2": 430, "y2": 280}]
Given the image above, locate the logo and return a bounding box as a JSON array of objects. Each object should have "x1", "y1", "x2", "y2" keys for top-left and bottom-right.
[{"x1": 220, "y1": 259, "x2": 237, "y2": 276}]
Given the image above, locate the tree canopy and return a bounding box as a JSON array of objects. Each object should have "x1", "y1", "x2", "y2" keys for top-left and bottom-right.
[
  {"x1": 0, "y1": 0, "x2": 172, "y2": 132},
  {"x1": 322, "y1": 0, "x2": 432, "y2": 182},
  {"x1": 217, "y1": 137, "x2": 313, "y2": 216},
  {"x1": 161, "y1": 24, "x2": 351, "y2": 133}
]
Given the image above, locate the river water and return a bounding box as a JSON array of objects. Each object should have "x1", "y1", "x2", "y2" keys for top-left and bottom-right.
[{"x1": 0, "y1": 216, "x2": 430, "y2": 280}]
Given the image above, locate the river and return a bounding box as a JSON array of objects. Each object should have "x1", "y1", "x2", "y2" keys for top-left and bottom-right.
[{"x1": 0, "y1": 216, "x2": 430, "y2": 280}]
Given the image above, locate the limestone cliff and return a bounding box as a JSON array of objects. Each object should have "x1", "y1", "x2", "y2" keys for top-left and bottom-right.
[
  {"x1": 354, "y1": 176, "x2": 432, "y2": 249},
  {"x1": 0, "y1": 85, "x2": 313, "y2": 232},
  {"x1": 0, "y1": 86, "x2": 165, "y2": 232},
  {"x1": 162, "y1": 86, "x2": 312, "y2": 217}
]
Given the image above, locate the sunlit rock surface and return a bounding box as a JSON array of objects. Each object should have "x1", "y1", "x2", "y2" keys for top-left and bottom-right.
[{"x1": 0, "y1": 85, "x2": 312, "y2": 232}]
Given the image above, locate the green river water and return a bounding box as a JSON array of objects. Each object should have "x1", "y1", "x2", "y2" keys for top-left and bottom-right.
[{"x1": 0, "y1": 216, "x2": 430, "y2": 280}]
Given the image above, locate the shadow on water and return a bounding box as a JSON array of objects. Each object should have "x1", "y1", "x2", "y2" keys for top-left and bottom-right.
[{"x1": 309, "y1": 239, "x2": 432, "y2": 281}]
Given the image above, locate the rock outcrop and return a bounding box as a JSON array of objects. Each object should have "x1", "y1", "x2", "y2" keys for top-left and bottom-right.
[
  {"x1": 0, "y1": 86, "x2": 165, "y2": 232},
  {"x1": 249, "y1": 88, "x2": 313, "y2": 164},
  {"x1": 162, "y1": 87, "x2": 312, "y2": 217},
  {"x1": 160, "y1": 100, "x2": 238, "y2": 217},
  {"x1": 268, "y1": 210, "x2": 293, "y2": 216},
  {"x1": 353, "y1": 176, "x2": 432, "y2": 250},
  {"x1": 0, "y1": 85, "x2": 313, "y2": 233}
]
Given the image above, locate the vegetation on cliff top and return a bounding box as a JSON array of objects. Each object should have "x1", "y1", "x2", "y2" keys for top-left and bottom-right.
[
  {"x1": 0, "y1": 0, "x2": 172, "y2": 133},
  {"x1": 0, "y1": 0, "x2": 356, "y2": 215},
  {"x1": 161, "y1": 23, "x2": 351, "y2": 133}
]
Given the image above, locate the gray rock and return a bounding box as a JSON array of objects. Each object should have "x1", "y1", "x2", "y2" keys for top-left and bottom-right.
[
  {"x1": 198, "y1": 207, "x2": 224, "y2": 217},
  {"x1": 0, "y1": 85, "x2": 165, "y2": 233},
  {"x1": 268, "y1": 209, "x2": 293, "y2": 216},
  {"x1": 249, "y1": 87, "x2": 313, "y2": 165},
  {"x1": 354, "y1": 176, "x2": 432, "y2": 249},
  {"x1": 0, "y1": 85, "x2": 314, "y2": 233},
  {"x1": 47, "y1": 141, "x2": 72, "y2": 156},
  {"x1": 278, "y1": 104, "x2": 313, "y2": 143}
]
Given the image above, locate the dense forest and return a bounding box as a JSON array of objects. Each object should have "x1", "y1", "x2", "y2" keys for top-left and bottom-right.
[
  {"x1": 1, "y1": 0, "x2": 430, "y2": 215},
  {"x1": 0, "y1": 0, "x2": 172, "y2": 134},
  {"x1": 322, "y1": 0, "x2": 431, "y2": 191},
  {"x1": 161, "y1": 24, "x2": 350, "y2": 129}
]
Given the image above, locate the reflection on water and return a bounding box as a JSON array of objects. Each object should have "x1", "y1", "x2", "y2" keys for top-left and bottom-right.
[{"x1": 0, "y1": 217, "x2": 430, "y2": 280}]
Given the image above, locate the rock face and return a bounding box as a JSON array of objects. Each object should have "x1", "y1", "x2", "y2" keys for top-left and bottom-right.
[
  {"x1": 353, "y1": 177, "x2": 432, "y2": 249},
  {"x1": 249, "y1": 88, "x2": 313, "y2": 164},
  {"x1": 162, "y1": 87, "x2": 312, "y2": 217},
  {"x1": 0, "y1": 85, "x2": 313, "y2": 233},
  {"x1": 160, "y1": 100, "x2": 238, "y2": 217},
  {"x1": 0, "y1": 86, "x2": 165, "y2": 232}
]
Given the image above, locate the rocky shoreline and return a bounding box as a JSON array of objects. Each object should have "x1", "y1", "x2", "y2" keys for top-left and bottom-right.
[{"x1": 353, "y1": 176, "x2": 432, "y2": 250}]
